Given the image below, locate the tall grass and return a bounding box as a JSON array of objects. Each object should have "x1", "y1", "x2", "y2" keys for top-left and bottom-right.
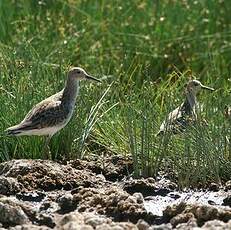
[
  {"x1": 121, "y1": 75, "x2": 230, "y2": 187},
  {"x1": 0, "y1": 0, "x2": 230, "y2": 187}
]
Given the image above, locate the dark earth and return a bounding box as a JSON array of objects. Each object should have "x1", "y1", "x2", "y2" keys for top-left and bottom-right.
[{"x1": 0, "y1": 156, "x2": 230, "y2": 229}]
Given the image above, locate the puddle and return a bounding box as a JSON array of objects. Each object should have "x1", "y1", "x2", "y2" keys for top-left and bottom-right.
[{"x1": 144, "y1": 190, "x2": 229, "y2": 216}]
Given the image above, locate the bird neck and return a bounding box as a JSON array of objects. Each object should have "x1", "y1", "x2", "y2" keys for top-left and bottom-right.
[
  {"x1": 183, "y1": 90, "x2": 197, "y2": 114},
  {"x1": 61, "y1": 76, "x2": 79, "y2": 107}
]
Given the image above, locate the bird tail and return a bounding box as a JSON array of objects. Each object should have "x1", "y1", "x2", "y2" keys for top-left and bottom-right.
[{"x1": 5, "y1": 125, "x2": 23, "y2": 136}]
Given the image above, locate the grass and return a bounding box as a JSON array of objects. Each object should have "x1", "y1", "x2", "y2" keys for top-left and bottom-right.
[{"x1": 0, "y1": 0, "x2": 230, "y2": 187}]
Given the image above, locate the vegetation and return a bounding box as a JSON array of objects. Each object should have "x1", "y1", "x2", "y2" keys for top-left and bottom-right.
[{"x1": 0, "y1": 0, "x2": 230, "y2": 187}]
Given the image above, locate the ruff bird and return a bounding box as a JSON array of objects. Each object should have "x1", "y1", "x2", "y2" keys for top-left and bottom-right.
[
  {"x1": 224, "y1": 105, "x2": 231, "y2": 120},
  {"x1": 157, "y1": 80, "x2": 214, "y2": 136},
  {"x1": 6, "y1": 67, "x2": 101, "y2": 158}
]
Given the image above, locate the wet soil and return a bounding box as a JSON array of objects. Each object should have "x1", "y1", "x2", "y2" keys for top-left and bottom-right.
[{"x1": 0, "y1": 157, "x2": 230, "y2": 229}]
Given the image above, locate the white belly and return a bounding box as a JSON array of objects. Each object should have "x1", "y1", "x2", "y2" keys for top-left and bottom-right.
[
  {"x1": 17, "y1": 124, "x2": 67, "y2": 137},
  {"x1": 12, "y1": 108, "x2": 74, "y2": 137}
]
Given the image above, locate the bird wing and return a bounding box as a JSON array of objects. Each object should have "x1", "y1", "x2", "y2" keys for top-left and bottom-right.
[
  {"x1": 158, "y1": 103, "x2": 198, "y2": 136},
  {"x1": 8, "y1": 91, "x2": 68, "y2": 132},
  {"x1": 23, "y1": 90, "x2": 64, "y2": 120},
  {"x1": 159, "y1": 106, "x2": 183, "y2": 134},
  {"x1": 22, "y1": 100, "x2": 62, "y2": 127}
]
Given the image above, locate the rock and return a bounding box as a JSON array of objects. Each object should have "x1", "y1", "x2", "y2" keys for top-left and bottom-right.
[
  {"x1": 70, "y1": 155, "x2": 133, "y2": 182},
  {"x1": 61, "y1": 223, "x2": 93, "y2": 230},
  {"x1": 223, "y1": 195, "x2": 231, "y2": 207},
  {"x1": 148, "y1": 223, "x2": 172, "y2": 229},
  {"x1": 163, "y1": 202, "x2": 231, "y2": 227},
  {"x1": 218, "y1": 208, "x2": 231, "y2": 222},
  {"x1": 163, "y1": 202, "x2": 187, "y2": 218},
  {"x1": 122, "y1": 178, "x2": 158, "y2": 197},
  {"x1": 57, "y1": 193, "x2": 76, "y2": 213},
  {"x1": 72, "y1": 186, "x2": 153, "y2": 223},
  {"x1": 84, "y1": 213, "x2": 111, "y2": 228},
  {"x1": 170, "y1": 213, "x2": 194, "y2": 227},
  {"x1": 208, "y1": 183, "x2": 220, "y2": 192},
  {"x1": 0, "y1": 196, "x2": 35, "y2": 223},
  {"x1": 174, "y1": 218, "x2": 197, "y2": 229},
  {"x1": 95, "y1": 223, "x2": 137, "y2": 230},
  {"x1": 0, "y1": 176, "x2": 21, "y2": 195},
  {"x1": 57, "y1": 211, "x2": 139, "y2": 230},
  {"x1": 95, "y1": 224, "x2": 118, "y2": 230},
  {"x1": 9, "y1": 224, "x2": 51, "y2": 229},
  {"x1": 0, "y1": 160, "x2": 105, "y2": 191},
  {"x1": 58, "y1": 211, "x2": 85, "y2": 226},
  {"x1": 195, "y1": 205, "x2": 219, "y2": 222},
  {"x1": 201, "y1": 219, "x2": 228, "y2": 229},
  {"x1": 133, "y1": 193, "x2": 144, "y2": 204},
  {"x1": 0, "y1": 201, "x2": 29, "y2": 226},
  {"x1": 225, "y1": 180, "x2": 231, "y2": 191},
  {"x1": 36, "y1": 213, "x2": 55, "y2": 228},
  {"x1": 39, "y1": 200, "x2": 59, "y2": 212},
  {"x1": 155, "y1": 177, "x2": 178, "y2": 191},
  {"x1": 136, "y1": 219, "x2": 149, "y2": 230}
]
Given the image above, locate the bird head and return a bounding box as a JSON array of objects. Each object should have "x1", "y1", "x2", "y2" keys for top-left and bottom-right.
[
  {"x1": 68, "y1": 67, "x2": 101, "y2": 82},
  {"x1": 186, "y1": 80, "x2": 214, "y2": 95}
]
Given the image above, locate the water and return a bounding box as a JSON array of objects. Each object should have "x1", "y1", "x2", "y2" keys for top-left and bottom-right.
[{"x1": 144, "y1": 190, "x2": 228, "y2": 216}]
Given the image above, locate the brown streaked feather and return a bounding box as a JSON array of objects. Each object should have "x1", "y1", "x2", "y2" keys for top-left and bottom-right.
[
  {"x1": 22, "y1": 91, "x2": 63, "y2": 122},
  {"x1": 157, "y1": 101, "x2": 197, "y2": 135},
  {"x1": 7, "y1": 90, "x2": 71, "y2": 132}
]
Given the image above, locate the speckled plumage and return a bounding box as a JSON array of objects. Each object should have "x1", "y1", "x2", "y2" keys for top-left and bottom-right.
[
  {"x1": 157, "y1": 80, "x2": 214, "y2": 135},
  {"x1": 6, "y1": 67, "x2": 100, "y2": 139}
]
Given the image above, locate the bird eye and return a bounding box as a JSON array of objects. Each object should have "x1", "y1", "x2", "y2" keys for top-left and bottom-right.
[
  {"x1": 194, "y1": 82, "x2": 199, "y2": 86},
  {"x1": 76, "y1": 71, "x2": 81, "y2": 74}
]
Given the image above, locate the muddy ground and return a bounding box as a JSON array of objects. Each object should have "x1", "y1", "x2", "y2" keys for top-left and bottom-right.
[{"x1": 0, "y1": 156, "x2": 230, "y2": 229}]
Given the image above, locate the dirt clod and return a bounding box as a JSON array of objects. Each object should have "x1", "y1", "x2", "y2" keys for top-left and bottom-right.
[
  {"x1": 0, "y1": 160, "x2": 106, "y2": 192},
  {"x1": 0, "y1": 200, "x2": 29, "y2": 226},
  {"x1": 170, "y1": 213, "x2": 195, "y2": 227},
  {"x1": 70, "y1": 155, "x2": 133, "y2": 182},
  {"x1": 223, "y1": 195, "x2": 231, "y2": 207},
  {"x1": 208, "y1": 182, "x2": 220, "y2": 192},
  {"x1": 71, "y1": 186, "x2": 153, "y2": 223},
  {"x1": 0, "y1": 176, "x2": 21, "y2": 195},
  {"x1": 202, "y1": 219, "x2": 231, "y2": 229},
  {"x1": 163, "y1": 202, "x2": 231, "y2": 227},
  {"x1": 0, "y1": 159, "x2": 230, "y2": 229},
  {"x1": 122, "y1": 178, "x2": 158, "y2": 197},
  {"x1": 225, "y1": 180, "x2": 231, "y2": 191},
  {"x1": 57, "y1": 193, "x2": 76, "y2": 213}
]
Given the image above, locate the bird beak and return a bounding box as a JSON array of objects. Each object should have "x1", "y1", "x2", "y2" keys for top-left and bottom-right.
[
  {"x1": 85, "y1": 74, "x2": 101, "y2": 83},
  {"x1": 201, "y1": 85, "x2": 214, "y2": 91}
]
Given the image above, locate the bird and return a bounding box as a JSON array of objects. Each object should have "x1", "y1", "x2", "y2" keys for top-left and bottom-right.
[
  {"x1": 224, "y1": 105, "x2": 231, "y2": 120},
  {"x1": 5, "y1": 67, "x2": 101, "y2": 158},
  {"x1": 157, "y1": 79, "x2": 214, "y2": 136}
]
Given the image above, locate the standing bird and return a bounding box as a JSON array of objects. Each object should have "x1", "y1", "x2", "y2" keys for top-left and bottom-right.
[
  {"x1": 224, "y1": 105, "x2": 231, "y2": 120},
  {"x1": 5, "y1": 67, "x2": 101, "y2": 158},
  {"x1": 157, "y1": 80, "x2": 214, "y2": 136}
]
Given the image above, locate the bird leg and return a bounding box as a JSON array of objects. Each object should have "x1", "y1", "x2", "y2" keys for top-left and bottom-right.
[{"x1": 43, "y1": 136, "x2": 52, "y2": 160}]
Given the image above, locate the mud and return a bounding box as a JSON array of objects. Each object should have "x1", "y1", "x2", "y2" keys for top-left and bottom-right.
[
  {"x1": 0, "y1": 158, "x2": 230, "y2": 229},
  {"x1": 70, "y1": 155, "x2": 133, "y2": 182}
]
